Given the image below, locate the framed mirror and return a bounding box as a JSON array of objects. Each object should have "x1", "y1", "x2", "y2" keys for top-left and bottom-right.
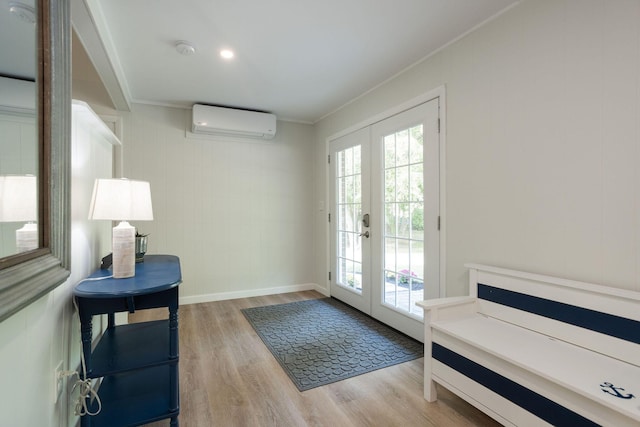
[
  {"x1": 0, "y1": 0, "x2": 38, "y2": 259},
  {"x1": 0, "y1": 0, "x2": 71, "y2": 322}
]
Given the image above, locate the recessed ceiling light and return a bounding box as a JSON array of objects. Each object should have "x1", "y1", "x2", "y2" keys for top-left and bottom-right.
[
  {"x1": 220, "y1": 49, "x2": 235, "y2": 60},
  {"x1": 9, "y1": 2, "x2": 36, "y2": 24}
]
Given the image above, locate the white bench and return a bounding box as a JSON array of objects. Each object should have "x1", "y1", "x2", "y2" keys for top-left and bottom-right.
[{"x1": 417, "y1": 264, "x2": 640, "y2": 427}]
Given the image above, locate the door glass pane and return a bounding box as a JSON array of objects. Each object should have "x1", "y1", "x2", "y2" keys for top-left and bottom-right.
[
  {"x1": 384, "y1": 238, "x2": 396, "y2": 272},
  {"x1": 385, "y1": 169, "x2": 395, "y2": 202},
  {"x1": 384, "y1": 204, "x2": 396, "y2": 236},
  {"x1": 353, "y1": 145, "x2": 361, "y2": 174},
  {"x1": 384, "y1": 135, "x2": 396, "y2": 168},
  {"x1": 344, "y1": 148, "x2": 353, "y2": 176},
  {"x1": 409, "y1": 125, "x2": 424, "y2": 163},
  {"x1": 396, "y1": 239, "x2": 410, "y2": 273},
  {"x1": 410, "y1": 164, "x2": 423, "y2": 202},
  {"x1": 397, "y1": 203, "x2": 410, "y2": 239},
  {"x1": 396, "y1": 166, "x2": 410, "y2": 202},
  {"x1": 411, "y1": 202, "x2": 424, "y2": 241},
  {"x1": 336, "y1": 145, "x2": 363, "y2": 294},
  {"x1": 383, "y1": 125, "x2": 424, "y2": 316},
  {"x1": 396, "y1": 129, "x2": 409, "y2": 165}
]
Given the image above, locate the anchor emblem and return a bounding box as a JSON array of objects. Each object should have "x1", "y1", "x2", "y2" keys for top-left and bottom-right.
[{"x1": 600, "y1": 382, "x2": 635, "y2": 399}]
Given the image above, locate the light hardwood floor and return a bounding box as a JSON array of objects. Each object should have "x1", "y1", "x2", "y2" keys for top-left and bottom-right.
[{"x1": 130, "y1": 290, "x2": 501, "y2": 427}]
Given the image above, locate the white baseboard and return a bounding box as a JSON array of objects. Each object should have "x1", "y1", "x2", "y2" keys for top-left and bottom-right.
[{"x1": 179, "y1": 283, "x2": 329, "y2": 305}]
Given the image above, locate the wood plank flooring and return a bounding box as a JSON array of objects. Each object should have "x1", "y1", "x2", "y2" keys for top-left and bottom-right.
[{"x1": 130, "y1": 291, "x2": 501, "y2": 427}]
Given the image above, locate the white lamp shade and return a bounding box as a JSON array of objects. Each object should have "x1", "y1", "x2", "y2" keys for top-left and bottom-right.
[
  {"x1": 0, "y1": 175, "x2": 37, "y2": 222},
  {"x1": 89, "y1": 178, "x2": 154, "y2": 221}
]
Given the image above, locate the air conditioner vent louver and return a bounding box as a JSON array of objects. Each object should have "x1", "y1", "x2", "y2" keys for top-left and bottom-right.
[{"x1": 191, "y1": 104, "x2": 276, "y2": 140}]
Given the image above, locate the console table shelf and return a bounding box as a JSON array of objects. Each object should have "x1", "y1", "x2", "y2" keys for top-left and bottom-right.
[
  {"x1": 90, "y1": 320, "x2": 172, "y2": 377},
  {"x1": 74, "y1": 255, "x2": 181, "y2": 427},
  {"x1": 86, "y1": 365, "x2": 174, "y2": 427}
]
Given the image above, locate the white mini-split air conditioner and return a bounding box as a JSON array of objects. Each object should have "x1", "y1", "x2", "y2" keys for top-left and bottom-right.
[{"x1": 191, "y1": 104, "x2": 276, "y2": 140}]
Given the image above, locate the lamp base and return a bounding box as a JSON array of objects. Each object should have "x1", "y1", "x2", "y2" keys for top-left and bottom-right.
[
  {"x1": 16, "y1": 222, "x2": 38, "y2": 252},
  {"x1": 112, "y1": 221, "x2": 135, "y2": 278}
]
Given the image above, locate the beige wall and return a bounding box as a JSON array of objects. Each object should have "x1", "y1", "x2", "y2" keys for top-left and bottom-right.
[
  {"x1": 117, "y1": 103, "x2": 317, "y2": 302},
  {"x1": 78, "y1": 0, "x2": 640, "y2": 301},
  {"x1": 314, "y1": 0, "x2": 640, "y2": 296}
]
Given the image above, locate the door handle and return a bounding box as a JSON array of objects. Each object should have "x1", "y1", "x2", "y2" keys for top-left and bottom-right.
[{"x1": 359, "y1": 231, "x2": 370, "y2": 238}]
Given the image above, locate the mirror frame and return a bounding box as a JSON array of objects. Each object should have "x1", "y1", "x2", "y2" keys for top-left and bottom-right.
[{"x1": 0, "y1": 0, "x2": 70, "y2": 322}]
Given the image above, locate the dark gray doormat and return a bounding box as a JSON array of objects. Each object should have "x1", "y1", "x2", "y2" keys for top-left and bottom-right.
[{"x1": 241, "y1": 297, "x2": 423, "y2": 391}]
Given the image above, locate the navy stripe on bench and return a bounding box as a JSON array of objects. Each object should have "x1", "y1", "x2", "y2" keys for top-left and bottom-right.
[
  {"x1": 432, "y1": 343, "x2": 600, "y2": 427},
  {"x1": 477, "y1": 284, "x2": 640, "y2": 345}
]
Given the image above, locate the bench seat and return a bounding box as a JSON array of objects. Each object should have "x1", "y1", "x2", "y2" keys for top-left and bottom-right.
[
  {"x1": 432, "y1": 314, "x2": 640, "y2": 426},
  {"x1": 418, "y1": 264, "x2": 640, "y2": 427}
]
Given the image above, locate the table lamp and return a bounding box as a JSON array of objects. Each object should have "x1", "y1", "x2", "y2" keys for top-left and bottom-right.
[
  {"x1": 0, "y1": 175, "x2": 38, "y2": 252},
  {"x1": 89, "y1": 178, "x2": 153, "y2": 278}
]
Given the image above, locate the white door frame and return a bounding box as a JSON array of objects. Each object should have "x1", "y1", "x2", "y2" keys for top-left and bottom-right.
[{"x1": 325, "y1": 85, "x2": 447, "y2": 302}]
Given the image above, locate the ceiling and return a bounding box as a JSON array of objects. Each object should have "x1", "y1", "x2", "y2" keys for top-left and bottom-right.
[
  {"x1": 76, "y1": 0, "x2": 518, "y2": 123},
  {"x1": 0, "y1": 0, "x2": 36, "y2": 81}
]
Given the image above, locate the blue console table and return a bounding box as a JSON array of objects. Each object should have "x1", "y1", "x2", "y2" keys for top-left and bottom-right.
[{"x1": 74, "y1": 254, "x2": 181, "y2": 427}]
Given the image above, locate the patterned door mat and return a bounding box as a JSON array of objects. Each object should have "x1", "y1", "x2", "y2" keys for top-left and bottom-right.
[{"x1": 241, "y1": 297, "x2": 423, "y2": 391}]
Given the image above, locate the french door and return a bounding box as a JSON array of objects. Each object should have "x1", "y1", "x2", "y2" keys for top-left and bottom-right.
[
  {"x1": 329, "y1": 98, "x2": 440, "y2": 341},
  {"x1": 329, "y1": 127, "x2": 371, "y2": 314}
]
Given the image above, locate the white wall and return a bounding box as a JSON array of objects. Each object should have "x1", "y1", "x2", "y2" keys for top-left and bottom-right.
[
  {"x1": 314, "y1": 0, "x2": 640, "y2": 296},
  {"x1": 117, "y1": 103, "x2": 317, "y2": 303},
  {"x1": 0, "y1": 102, "x2": 114, "y2": 426}
]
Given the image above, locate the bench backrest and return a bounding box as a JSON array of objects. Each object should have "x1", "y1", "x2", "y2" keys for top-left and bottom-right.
[{"x1": 466, "y1": 264, "x2": 640, "y2": 368}]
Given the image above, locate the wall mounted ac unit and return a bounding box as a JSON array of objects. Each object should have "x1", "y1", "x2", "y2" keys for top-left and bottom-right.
[
  {"x1": 192, "y1": 104, "x2": 276, "y2": 140},
  {"x1": 0, "y1": 76, "x2": 35, "y2": 115}
]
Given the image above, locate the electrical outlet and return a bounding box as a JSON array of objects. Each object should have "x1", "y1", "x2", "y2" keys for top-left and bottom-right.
[{"x1": 54, "y1": 360, "x2": 63, "y2": 403}]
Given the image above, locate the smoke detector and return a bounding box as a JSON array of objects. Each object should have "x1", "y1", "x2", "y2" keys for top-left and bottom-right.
[
  {"x1": 9, "y1": 2, "x2": 36, "y2": 24},
  {"x1": 175, "y1": 41, "x2": 196, "y2": 56}
]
